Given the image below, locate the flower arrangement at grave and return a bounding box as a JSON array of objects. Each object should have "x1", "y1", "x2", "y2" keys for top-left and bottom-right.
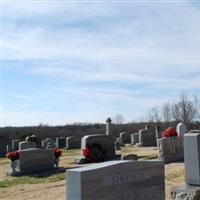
[
  {"x1": 53, "y1": 147, "x2": 62, "y2": 167},
  {"x1": 162, "y1": 127, "x2": 178, "y2": 138},
  {"x1": 6, "y1": 150, "x2": 20, "y2": 172},
  {"x1": 82, "y1": 147, "x2": 91, "y2": 160},
  {"x1": 6, "y1": 150, "x2": 19, "y2": 161},
  {"x1": 82, "y1": 143, "x2": 106, "y2": 163}
]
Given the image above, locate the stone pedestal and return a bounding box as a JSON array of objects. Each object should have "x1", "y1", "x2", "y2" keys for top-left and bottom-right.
[
  {"x1": 171, "y1": 183, "x2": 200, "y2": 200},
  {"x1": 106, "y1": 117, "x2": 112, "y2": 137}
]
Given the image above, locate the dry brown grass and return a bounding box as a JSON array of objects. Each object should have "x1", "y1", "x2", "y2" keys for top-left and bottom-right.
[{"x1": 0, "y1": 146, "x2": 184, "y2": 200}]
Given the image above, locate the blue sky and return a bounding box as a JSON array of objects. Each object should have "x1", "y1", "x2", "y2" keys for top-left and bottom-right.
[{"x1": 2, "y1": 1, "x2": 200, "y2": 126}]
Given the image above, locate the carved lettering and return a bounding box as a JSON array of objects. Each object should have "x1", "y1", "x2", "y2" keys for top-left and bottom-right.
[{"x1": 103, "y1": 170, "x2": 150, "y2": 187}]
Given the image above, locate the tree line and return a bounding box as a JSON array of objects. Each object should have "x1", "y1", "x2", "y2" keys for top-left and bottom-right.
[{"x1": 146, "y1": 91, "x2": 200, "y2": 126}]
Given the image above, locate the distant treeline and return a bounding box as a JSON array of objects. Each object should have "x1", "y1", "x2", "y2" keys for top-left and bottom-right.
[{"x1": 1, "y1": 121, "x2": 200, "y2": 142}]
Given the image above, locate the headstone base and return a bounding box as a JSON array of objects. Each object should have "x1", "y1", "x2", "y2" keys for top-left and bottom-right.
[
  {"x1": 160, "y1": 153, "x2": 184, "y2": 164},
  {"x1": 121, "y1": 154, "x2": 138, "y2": 160},
  {"x1": 136, "y1": 143, "x2": 142, "y2": 147},
  {"x1": 74, "y1": 155, "x2": 121, "y2": 164},
  {"x1": 171, "y1": 183, "x2": 200, "y2": 200},
  {"x1": 7, "y1": 167, "x2": 65, "y2": 176}
]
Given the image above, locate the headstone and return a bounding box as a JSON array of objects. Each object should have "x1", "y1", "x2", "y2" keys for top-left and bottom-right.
[
  {"x1": 17, "y1": 148, "x2": 54, "y2": 174},
  {"x1": 66, "y1": 160, "x2": 165, "y2": 200},
  {"x1": 116, "y1": 137, "x2": 124, "y2": 145},
  {"x1": 184, "y1": 133, "x2": 200, "y2": 185},
  {"x1": 41, "y1": 140, "x2": 47, "y2": 148},
  {"x1": 115, "y1": 137, "x2": 124, "y2": 150},
  {"x1": 138, "y1": 129, "x2": 156, "y2": 147},
  {"x1": 45, "y1": 138, "x2": 56, "y2": 149},
  {"x1": 131, "y1": 133, "x2": 139, "y2": 145},
  {"x1": 115, "y1": 141, "x2": 120, "y2": 150},
  {"x1": 19, "y1": 141, "x2": 36, "y2": 150},
  {"x1": 155, "y1": 124, "x2": 162, "y2": 143},
  {"x1": 6, "y1": 145, "x2": 11, "y2": 153},
  {"x1": 81, "y1": 134, "x2": 115, "y2": 160},
  {"x1": 171, "y1": 133, "x2": 200, "y2": 199},
  {"x1": 106, "y1": 117, "x2": 112, "y2": 137},
  {"x1": 176, "y1": 123, "x2": 187, "y2": 137},
  {"x1": 12, "y1": 140, "x2": 20, "y2": 150},
  {"x1": 66, "y1": 136, "x2": 81, "y2": 149},
  {"x1": 120, "y1": 132, "x2": 131, "y2": 144},
  {"x1": 145, "y1": 123, "x2": 150, "y2": 129},
  {"x1": 56, "y1": 137, "x2": 66, "y2": 148},
  {"x1": 0, "y1": 139, "x2": 7, "y2": 157},
  {"x1": 157, "y1": 137, "x2": 184, "y2": 163}
]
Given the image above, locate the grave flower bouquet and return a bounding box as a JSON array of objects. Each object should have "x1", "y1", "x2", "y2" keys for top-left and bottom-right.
[
  {"x1": 6, "y1": 150, "x2": 19, "y2": 161},
  {"x1": 162, "y1": 127, "x2": 178, "y2": 138},
  {"x1": 82, "y1": 144, "x2": 106, "y2": 163},
  {"x1": 53, "y1": 147, "x2": 62, "y2": 159},
  {"x1": 82, "y1": 147, "x2": 90, "y2": 159}
]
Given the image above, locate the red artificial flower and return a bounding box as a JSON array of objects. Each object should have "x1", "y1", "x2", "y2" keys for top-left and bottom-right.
[
  {"x1": 82, "y1": 148, "x2": 90, "y2": 158},
  {"x1": 6, "y1": 151, "x2": 19, "y2": 161},
  {"x1": 53, "y1": 147, "x2": 62, "y2": 158},
  {"x1": 162, "y1": 127, "x2": 178, "y2": 138}
]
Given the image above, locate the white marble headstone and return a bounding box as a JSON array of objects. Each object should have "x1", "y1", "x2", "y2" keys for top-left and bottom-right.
[{"x1": 176, "y1": 123, "x2": 187, "y2": 137}]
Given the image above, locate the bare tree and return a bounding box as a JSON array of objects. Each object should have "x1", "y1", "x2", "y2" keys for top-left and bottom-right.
[
  {"x1": 113, "y1": 113, "x2": 124, "y2": 124},
  {"x1": 171, "y1": 92, "x2": 196, "y2": 124},
  {"x1": 162, "y1": 102, "x2": 172, "y2": 123},
  {"x1": 194, "y1": 95, "x2": 200, "y2": 121},
  {"x1": 146, "y1": 107, "x2": 161, "y2": 123}
]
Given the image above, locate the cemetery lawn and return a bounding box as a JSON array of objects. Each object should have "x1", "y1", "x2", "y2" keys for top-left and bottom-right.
[{"x1": 0, "y1": 147, "x2": 184, "y2": 200}]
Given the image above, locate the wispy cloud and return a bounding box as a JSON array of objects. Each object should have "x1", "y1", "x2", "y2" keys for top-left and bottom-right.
[{"x1": 3, "y1": 1, "x2": 200, "y2": 126}]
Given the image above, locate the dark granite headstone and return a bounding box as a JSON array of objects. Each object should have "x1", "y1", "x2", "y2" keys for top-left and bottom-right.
[
  {"x1": 0, "y1": 139, "x2": 7, "y2": 157},
  {"x1": 12, "y1": 140, "x2": 20, "y2": 150},
  {"x1": 66, "y1": 136, "x2": 81, "y2": 149},
  {"x1": 138, "y1": 129, "x2": 157, "y2": 147},
  {"x1": 81, "y1": 134, "x2": 115, "y2": 160},
  {"x1": 56, "y1": 137, "x2": 66, "y2": 148},
  {"x1": 119, "y1": 132, "x2": 131, "y2": 144}
]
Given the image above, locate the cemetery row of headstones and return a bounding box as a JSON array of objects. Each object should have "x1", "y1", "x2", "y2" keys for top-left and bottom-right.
[{"x1": 4, "y1": 116, "x2": 200, "y2": 200}]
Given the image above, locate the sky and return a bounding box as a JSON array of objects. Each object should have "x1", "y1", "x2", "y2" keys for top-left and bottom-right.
[{"x1": 1, "y1": 1, "x2": 200, "y2": 126}]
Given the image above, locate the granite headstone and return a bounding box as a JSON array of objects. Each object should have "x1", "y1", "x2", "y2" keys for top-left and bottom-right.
[{"x1": 67, "y1": 160, "x2": 165, "y2": 200}]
